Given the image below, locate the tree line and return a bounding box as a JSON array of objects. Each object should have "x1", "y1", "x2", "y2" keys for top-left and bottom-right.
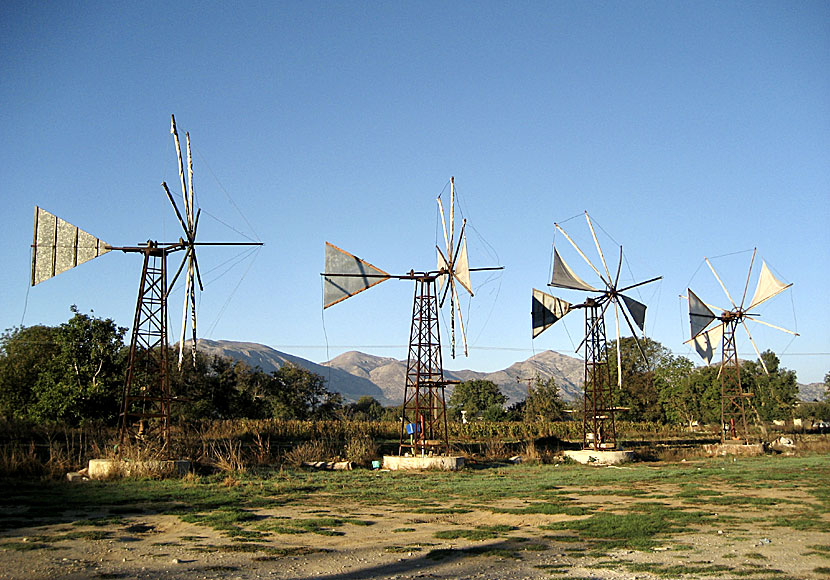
[{"x1": 1, "y1": 309, "x2": 828, "y2": 428}]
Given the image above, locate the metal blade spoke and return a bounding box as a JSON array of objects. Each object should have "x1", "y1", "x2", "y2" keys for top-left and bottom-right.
[
  {"x1": 614, "y1": 245, "x2": 623, "y2": 288},
  {"x1": 167, "y1": 248, "x2": 191, "y2": 297},
  {"x1": 617, "y1": 275, "x2": 662, "y2": 294},
  {"x1": 740, "y1": 248, "x2": 756, "y2": 310},
  {"x1": 585, "y1": 211, "x2": 612, "y2": 286},
  {"x1": 740, "y1": 319, "x2": 769, "y2": 375},
  {"x1": 554, "y1": 223, "x2": 605, "y2": 282},
  {"x1": 745, "y1": 317, "x2": 799, "y2": 336},
  {"x1": 451, "y1": 278, "x2": 469, "y2": 357},
  {"x1": 171, "y1": 115, "x2": 191, "y2": 227},
  {"x1": 162, "y1": 182, "x2": 191, "y2": 237},
  {"x1": 706, "y1": 257, "x2": 738, "y2": 309},
  {"x1": 613, "y1": 300, "x2": 622, "y2": 388}
]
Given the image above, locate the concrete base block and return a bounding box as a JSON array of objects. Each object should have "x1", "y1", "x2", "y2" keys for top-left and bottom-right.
[
  {"x1": 87, "y1": 458, "x2": 191, "y2": 479},
  {"x1": 564, "y1": 449, "x2": 635, "y2": 465},
  {"x1": 703, "y1": 442, "x2": 765, "y2": 457},
  {"x1": 382, "y1": 455, "x2": 464, "y2": 471}
]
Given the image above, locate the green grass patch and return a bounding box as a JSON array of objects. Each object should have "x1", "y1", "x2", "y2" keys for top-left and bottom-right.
[
  {"x1": 542, "y1": 503, "x2": 712, "y2": 551},
  {"x1": 392, "y1": 527, "x2": 416, "y2": 532},
  {"x1": 434, "y1": 524, "x2": 515, "y2": 541},
  {"x1": 492, "y1": 501, "x2": 589, "y2": 516}
]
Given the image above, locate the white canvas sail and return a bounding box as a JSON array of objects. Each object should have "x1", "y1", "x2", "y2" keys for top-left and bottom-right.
[
  {"x1": 748, "y1": 261, "x2": 791, "y2": 310},
  {"x1": 693, "y1": 323, "x2": 724, "y2": 365},
  {"x1": 550, "y1": 248, "x2": 599, "y2": 292}
]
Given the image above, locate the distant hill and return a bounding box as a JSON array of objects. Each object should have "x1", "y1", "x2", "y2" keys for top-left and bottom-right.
[
  {"x1": 192, "y1": 340, "x2": 584, "y2": 405},
  {"x1": 193, "y1": 340, "x2": 390, "y2": 404},
  {"x1": 799, "y1": 382, "x2": 828, "y2": 403}
]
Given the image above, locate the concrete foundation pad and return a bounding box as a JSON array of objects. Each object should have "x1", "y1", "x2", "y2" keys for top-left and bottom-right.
[
  {"x1": 87, "y1": 458, "x2": 191, "y2": 479},
  {"x1": 382, "y1": 455, "x2": 464, "y2": 471},
  {"x1": 703, "y1": 443, "x2": 765, "y2": 457},
  {"x1": 564, "y1": 449, "x2": 635, "y2": 465}
]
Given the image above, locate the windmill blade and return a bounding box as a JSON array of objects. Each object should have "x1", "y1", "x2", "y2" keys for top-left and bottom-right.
[
  {"x1": 686, "y1": 322, "x2": 724, "y2": 365},
  {"x1": 620, "y1": 294, "x2": 647, "y2": 331},
  {"x1": 550, "y1": 248, "x2": 600, "y2": 291},
  {"x1": 187, "y1": 260, "x2": 198, "y2": 365},
  {"x1": 615, "y1": 296, "x2": 652, "y2": 367},
  {"x1": 739, "y1": 248, "x2": 757, "y2": 309},
  {"x1": 613, "y1": 300, "x2": 623, "y2": 388},
  {"x1": 449, "y1": 177, "x2": 455, "y2": 263},
  {"x1": 453, "y1": 236, "x2": 473, "y2": 295},
  {"x1": 178, "y1": 259, "x2": 193, "y2": 368},
  {"x1": 554, "y1": 223, "x2": 604, "y2": 281},
  {"x1": 740, "y1": 319, "x2": 769, "y2": 375},
  {"x1": 613, "y1": 245, "x2": 623, "y2": 287},
  {"x1": 437, "y1": 193, "x2": 451, "y2": 265},
  {"x1": 531, "y1": 289, "x2": 572, "y2": 338},
  {"x1": 186, "y1": 129, "x2": 195, "y2": 229},
  {"x1": 168, "y1": 247, "x2": 191, "y2": 296},
  {"x1": 323, "y1": 242, "x2": 390, "y2": 308},
  {"x1": 451, "y1": 276, "x2": 468, "y2": 357},
  {"x1": 162, "y1": 182, "x2": 191, "y2": 238},
  {"x1": 585, "y1": 212, "x2": 613, "y2": 286},
  {"x1": 436, "y1": 245, "x2": 455, "y2": 307},
  {"x1": 190, "y1": 247, "x2": 204, "y2": 292},
  {"x1": 745, "y1": 317, "x2": 799, "y2": 336},
  {"x1": 706, "y1": 257, "x2": 738, "y2": 309},
  {"x1": 618, "y1": 275, "x2": 662, "y2": 294},
  {"x1": 748, "y1": 261, "x2": 792, "y2": 310},
  {"x1": 171, "y1": 115, "x2": 192, "y2": 229},
  {"x1": 688, "y1": 288, "x2": 717, "y2": 338},
  {"x1": 31, "y1": 207, "x2": 111, "y2": 286}
]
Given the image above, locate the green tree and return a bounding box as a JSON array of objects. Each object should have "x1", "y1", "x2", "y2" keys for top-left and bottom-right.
[
  {"x1": 262, "y1": 363, "x2": 342, "y2": 420},
  {"x1": 448, "y1": 379, "x2": 506, "y2": 421},
  {"x1": 742, "y1": 350, "x2": 798, "y2": 423},
  {"x1": 345, "y1": 396, "x2": 384, "y2": 421},
  {"x1": 523, "y1": 376, "x2": 565, "y2": 422},
  {"x1": 0, "y1": 308, "x2": 128, "y2": 425},
  {"x1": 0, "y1": 324, "x2": 59, "y2": 418},
  {"x1": 171, "y1": 352, "x2": 268, "y2": 420},
  {"x1": 608, "y1": 337, "x2": 671, "y2": 422}
]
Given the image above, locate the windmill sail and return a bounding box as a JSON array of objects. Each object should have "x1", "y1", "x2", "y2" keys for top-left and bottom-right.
[
  {"x1": 748, "y1": 261, "x2": 791, "y2": 310},
  {"x1": 688, "y1": 288, "x2": 716, "y2": 338},
  {"x1": 620, "y1": 294, "x2": 647, "y2": 331},
  {"x1": 550, "y1": 248, "x2": 599, "y2": 291},
  {"x1": 693, "y1": 323, "x2": 724, "y2": 365},
  {"x1": 531, "y1": 289, "x2": 571, "y2": 338},
  {"x1": 324, "y1": 242, "x2": 390, "y2": 308},
  {"x1": 453, "y1": 238, "x2": 473, "y2": 295},
  {"x1": 31, "y1": 206, "x2": 110, "y2": 286}
]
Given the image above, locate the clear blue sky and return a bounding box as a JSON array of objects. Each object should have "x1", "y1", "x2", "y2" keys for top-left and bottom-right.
[{"x1": 2, "y1": 2, "x2": 828, "y2": 384}]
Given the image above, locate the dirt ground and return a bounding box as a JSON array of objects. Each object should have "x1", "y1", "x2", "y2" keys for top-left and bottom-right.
[{"x1": 0, "y1": 472, "x2": 827, "y2": 580}]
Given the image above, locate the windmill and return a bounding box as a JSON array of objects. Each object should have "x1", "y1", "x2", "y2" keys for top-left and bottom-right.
[
  {"x1": 323, "y1": 177, "x2": 501, "y2": 456},
  {"x1": 31, "y1": 115, "x2": 262, "y2": 450},
  {"x1": 686, "y1": 249, "x2": 797, "y2": 443},
  {"x1": 532, "y1": 212, "x2": 661, "y2": 451}
]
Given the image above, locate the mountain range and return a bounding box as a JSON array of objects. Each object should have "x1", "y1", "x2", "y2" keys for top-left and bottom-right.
[
  {"x1": 194, "y1": 339, "x2": 584, "y2": 406},
  {"x1": 193, "y1": 340, "x2": 826, "y2": 406}
]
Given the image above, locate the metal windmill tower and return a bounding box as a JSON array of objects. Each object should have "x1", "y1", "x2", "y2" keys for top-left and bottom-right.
[
  {"x1": 686, "y1": 249, "x2": 797, "y2": 444},
  {"x1": 532, "y1": 212, "x2": 661, "y2": 451},
  {"x1": 323, "y1": 178, "x2": 502, "y2": 456},
  {"x1": 31, "y1": 115, "x2": 262, "y2": 450}
]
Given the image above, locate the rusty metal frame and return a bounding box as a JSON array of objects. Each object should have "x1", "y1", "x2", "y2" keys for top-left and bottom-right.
[
  {"x1": 119, "y1": 242, "x2": 173, "y2": 451},
  {"x1": 582, "y1": 300, "x2": 617, "y2": 451},
  {"x1": 720, "y1": 316, "x2": 751, "y2": 443},
  {"x1": 398, "y1": 275, "x2": 452, "y2": 456}
]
